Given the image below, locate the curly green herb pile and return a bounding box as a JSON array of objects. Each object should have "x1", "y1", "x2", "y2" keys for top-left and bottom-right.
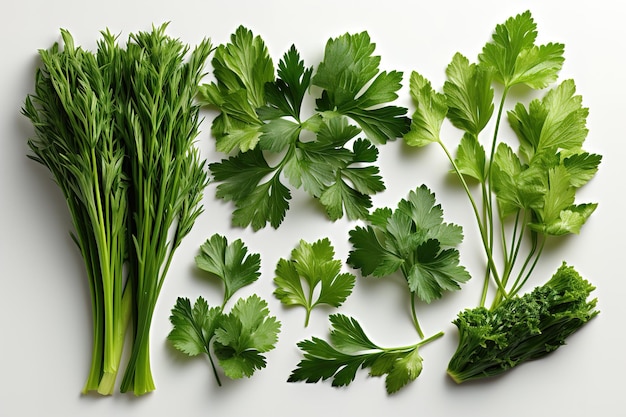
[
  {"x1": 403, "y1": 10, "x2": 600, "y2": 382},
  {"x1": 23, "y1": 24, "x2": 211, "y2": 395}
]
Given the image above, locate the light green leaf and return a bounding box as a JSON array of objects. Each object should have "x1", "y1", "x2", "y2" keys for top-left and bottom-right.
[
  {"x1": 444, "y1": 53, "x2": 494, "y2": 135},
  {"x1": 404, "y1": 71, "x2": 447, "y2": 147}
]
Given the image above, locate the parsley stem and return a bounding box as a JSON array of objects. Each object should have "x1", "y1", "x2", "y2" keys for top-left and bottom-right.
[
  {"x1": 437, "y1": 139, "x2": 505, "y2": 302},
  {"x1": 410, "y1": 292, "x2": 425, "y2": 339}
]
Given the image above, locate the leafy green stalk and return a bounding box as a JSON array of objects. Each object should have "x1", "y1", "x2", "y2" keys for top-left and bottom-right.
[
  {"x1": 113, "y1": 26, "x2": 212, "y2": 395},
  {"x1": 347, "y1": 185, "x2": 470, "y2": 337},
  {"x1": 403, "y1": 10, "x2": 601, "y2": 382},
  {"x1": 23, "y1": 30, "x2": 130, "y2": 395}
]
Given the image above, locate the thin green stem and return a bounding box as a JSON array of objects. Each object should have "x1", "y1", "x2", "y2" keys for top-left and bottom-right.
[
  {"x1": 410, "y1": 292, "x2": 425, "y2": 339},
  {"x1": 438, "y1": 140, "x2": 505, "y2": 300},
  {"x1": 509, "y1": 235, "x2": 547, "y2": 297}
]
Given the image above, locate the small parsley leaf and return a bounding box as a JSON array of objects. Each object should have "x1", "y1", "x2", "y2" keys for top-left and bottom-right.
[
  {"x1": 195, "y1": 234, "x2": 261, "y2": 306},
  {"x1": 288, "y1": 314, "x2": 436, "y2": 394},
  {"x1": 214, "y1": 295, "x2": 281, "y2": 379},
  {"x1": 349, "y1": 185, "x2": 469, "y2": 304},
  {"x1": 273, "y1": 238, "x2": 356, "y2": 326}
]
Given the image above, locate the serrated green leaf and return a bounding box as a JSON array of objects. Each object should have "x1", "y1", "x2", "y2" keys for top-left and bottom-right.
[
  {"x1": 195, "y1": 234, "x2": 261, "y2": 304},
  {"x1": 167, "y1": 297, "x2": 222, "y2": 357},
  {"x1": 231, "y1": 172, "x2": 291, "y2": 230},
  {"x1": 404, "y1": 71, "x2": 447, "y2": 147},
  {"x1": 479, "y1": 10, "x2": 564, "y2": 89},
  {"x1": 444, "y1": 53, "x2": 494, "y2": 135},
  {"x1": 347, "y1": 225, "x2": 405, "y2": 277},
  {"x1": 385, "y1": 348, "x2": 423, "y2": 394},
  {"x1": 274, "y1": 239, "x2": 356, "y2": 326},
  {"x1": 313, "y1": 32, "x2": 410, "y2": 144},
  {"x1": 407, "y1": 241, "x2": 471, "y2": 303},
  {"x1": 454, "y1": 133, "x2": 487, "y2": 182}
]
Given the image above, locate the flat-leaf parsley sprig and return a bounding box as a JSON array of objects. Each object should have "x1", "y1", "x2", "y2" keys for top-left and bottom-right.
[
  {"x1": 168, "y1": 234, "x2": 281, "y2": 386},
  {"x1": 273, "y1": 238, "x2": 356, "y2": 327},
  {"x1": 403, "y1": 10, "x2": 600, "y2": 382},
  {"x1": 199, "y1": 26, "x2": 410, "y2": 230}
]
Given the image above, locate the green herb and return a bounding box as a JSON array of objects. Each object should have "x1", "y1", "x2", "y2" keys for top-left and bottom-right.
[
  {"x1": 199, "y1": 26, "x2": 410, "y2": 230},
  {"x1": 447, "y1": 263, "x2": 598, "y2": 383},
  {"x1": 288, "y1": 314, "x2": 443, "y2": 394},
  {"x1": 273, "y1": 238, "x2": 356, "y2": 327},
  {"x1": 168, "y1": 235, "x2": 281, "y2": 385},
  {"x1": 23, "y1": 30, "x2": 130, "y2": 395},
  {"x1": 23, "y1": 25, "x2": 211, "y2": 396},
  {"x1": 289, "y1": 186, "x2": 467, "y2": 393},
  {"x1": 403, "y1": 11, "x2": 600, "y2": 381},
  {"x1": 348, "y1": 185, "x2": 470, "y2": 338}
]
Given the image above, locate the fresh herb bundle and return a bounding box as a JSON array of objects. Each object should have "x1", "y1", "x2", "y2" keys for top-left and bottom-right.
[
  {"x1": 403, "y1": 11, "x2": 600, "y2": 381},
  {"x1": 23, "y1": 30, "x2": 130, "y2": 395},
  {"x1": 23, "y1": 25, "x2": 211, "y2": 395}
]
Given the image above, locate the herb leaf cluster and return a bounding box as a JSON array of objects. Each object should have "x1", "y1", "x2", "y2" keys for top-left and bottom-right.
[
  {"x1": 168, "y1": 234, "x2": 281, "y2": 385},
  {"x1": 273, "y1": 238, "x2": 356, "y2": 327},
  {"x1": 200, "y1": 26, "x2": 410, "y2": 230},
  {"x1": 403, "y1": 10, "x2": 600, "y2": 381}
]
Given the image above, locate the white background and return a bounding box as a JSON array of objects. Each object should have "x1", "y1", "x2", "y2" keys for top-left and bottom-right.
[{"x1": 2, "y1": 1, "x2": 623, "y2": 416}]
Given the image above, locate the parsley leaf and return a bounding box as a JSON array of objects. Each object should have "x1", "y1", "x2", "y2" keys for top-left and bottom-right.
[
  {"x1": 444, "y1": 53, "x2": 494, "y2": 136},
  {"x1": 195, "y1": 234, "x2": 262, "y2": 307},
  {"x1": 198, "y1": 26, "x2": 273, "y2": 152},
  {"x1": 479, "y1": 10, "x2": 565, "y2": 89},
  {"x1": 169, "y1": 235, "x2": 280, "y2": 386},
  {"x1": 313, "y1": 32, "x2": 410, "y2": 144},
  {"x1": 168, "y1": 297, "x2": 222, "y2": 357},
  {"x1": 348, "y1": 185, "x2": 469, "y2": 306},
  {"x1": 214, "y1": 295, "x2": 281, "y2": 379},
  {"x1": 404, "y1": 71, "x2": 447, "y2": 147},
  {"x1": 273, "y1": 238, "x2": 356, "y2": 326},
  {"x1": 201, "y1": 27, "x2": 408, "y2": 230},
  {"x1": 288, "y1": 314, "x2": 441, "y2": 394}
]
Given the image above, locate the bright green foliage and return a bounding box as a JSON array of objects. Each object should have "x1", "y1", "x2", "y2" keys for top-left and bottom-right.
[
  {"x1": 23, "y1": 25, "x2": 210, "y2": 396},
  {"x1": 403, "y1": 11, "x2": 600, "y2": 382},
  {"x1": 313, "y1": 32, "x2": 410, "y2": 145},
  {"x1": 348, "y1": 185, "x2": 469, "y2": 315},
  {"x1": 447, "y1": 263, "x2": 598, "y2": 383},
  {"x1": 23, "y1": 30, "x2": 130, "y2": 395},
  {"x1": 289, "y1": 186, "x2": 466, "y2": 393},
  {"x1": 273, "y1": 238, "x2": 356, "y2": 326},
  {"x1": 478, "y1": 10, "x2": 565, "y2": 89},
  {"x1": 114, "y1": 26, "x2": 212, "y2": 396},
  {"x1": 200, "y1": 26, "x2": 409, "y2": 230},
  {"x1": 214, "y1": 295, "x2": 281, "y2": 379},
  {"x1": 169, "y1": 236, "x2": 281, "y2": 386},
  {"x1": 288, "y1": 314, "x2": 442, "y2": 394},
  {"x1": 195, "y1": 234, "x2": 261, "y2": 307}
]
